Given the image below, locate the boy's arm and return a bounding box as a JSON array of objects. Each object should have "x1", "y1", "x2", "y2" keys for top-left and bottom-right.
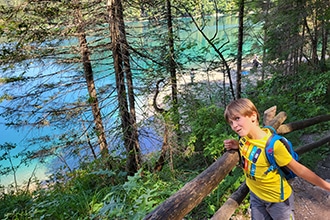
[{"x1": 287, "y1": 159, "x2": 330, "y2": 191}]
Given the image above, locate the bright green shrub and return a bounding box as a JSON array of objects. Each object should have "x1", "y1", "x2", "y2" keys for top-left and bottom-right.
[{"x1": 91, "y1": 169, "x2": 181, "y2": 220}]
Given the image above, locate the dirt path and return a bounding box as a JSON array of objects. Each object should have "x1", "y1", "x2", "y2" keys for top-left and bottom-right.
[{"x1": 292, "y1": 156, "x2": 330, "y2": 220}]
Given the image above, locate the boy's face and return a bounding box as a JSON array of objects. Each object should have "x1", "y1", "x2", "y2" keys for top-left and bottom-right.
[{"x1": 227, "y1": 112, "x2": 257, "y2": 137}]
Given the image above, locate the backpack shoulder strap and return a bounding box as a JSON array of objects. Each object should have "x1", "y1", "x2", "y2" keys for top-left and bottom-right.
[
  {"x1": 264, "y1": 133, "x2": 287, "y2": 200},
  {"x1": 263, "y1": 127, "x2": 297, "y2": 200},
  {"x1": 264, "y1": 133, "x2": 282, "y2": 174},
  {"x1": 263, "y1": 125, "x2": 277, "y2": 134}
]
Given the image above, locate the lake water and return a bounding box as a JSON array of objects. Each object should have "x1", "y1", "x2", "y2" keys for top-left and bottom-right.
[{"x1": 0, "y1": 14, "x2": 259, "y2": 187}]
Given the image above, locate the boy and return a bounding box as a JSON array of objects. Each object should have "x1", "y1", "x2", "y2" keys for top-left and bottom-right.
[{"x1": 224, "y1": 98, "x2": 330, "y2": 219}]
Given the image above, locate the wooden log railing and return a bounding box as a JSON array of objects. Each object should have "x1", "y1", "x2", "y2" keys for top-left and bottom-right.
[{"x1": 144, "y1": 107, "x2": 330, "y2": 220}]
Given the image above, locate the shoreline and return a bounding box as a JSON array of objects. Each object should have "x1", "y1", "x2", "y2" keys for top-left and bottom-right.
[
  {"x1": 1, "y1": 59, "x2": 258, "y2": 191},
  {"x1": 141, "y1": 58, "x2": 257, "y2": 113}
]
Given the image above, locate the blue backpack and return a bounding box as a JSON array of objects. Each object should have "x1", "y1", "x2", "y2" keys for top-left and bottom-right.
[{"x1": 264, "y1": 126, "x2": 299, "y2": 200}]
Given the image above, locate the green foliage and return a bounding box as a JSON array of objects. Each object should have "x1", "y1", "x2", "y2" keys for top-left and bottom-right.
[
  {"x1": 0, "y1": 76, "x2": 25, "y2": 83},
  {"x1": 91, "y1": 169, "x2": 180, "y2": 220},
  {"x1": 247, "y1": 69, "x2": 330, "y2": 122},
  {"x1": 187, "y1": 167, "x2": 246, "y2": 219},
  {"x1": 0, "y1": 190, "x2": 32, "y2": 220},
  {"x1": 26, "y1": 169, "x2": 111, "y2": 219},
  {"x1": 185, "y1": 105, "x2": 235, "y2": 159},
  {"x1": 122, "y1": 0, "x2": 236, "y2": 20},
  {"x1": 0, "y1": 162, "x2": 126, "y2": 219}
]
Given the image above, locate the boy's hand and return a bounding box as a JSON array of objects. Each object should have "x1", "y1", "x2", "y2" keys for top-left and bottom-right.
[{"x1": 224, "y1": 139, "x2": 239, "y2": 151}]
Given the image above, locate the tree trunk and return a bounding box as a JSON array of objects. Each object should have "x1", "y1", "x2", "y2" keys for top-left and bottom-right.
[
  {"x1": 149, "y1": 0, "x2": 179, "y2": 173},
  {"x1": 154, "y1": 125, "x2": 169, "y2": 172},
  {"x1": 166, "y1": 0, "x2": 178, "y2": 107},
  {"x1": 153, "y1": 79, "x2": 169, "y2": 172},
  {"x1": 117, "y1": 0, "x2": 141, "y2": 173},
  {"x1": 236, "y1": 0, "x2": 244, "y2": 99},
  {"x1": 74, "y1": 0, "x2": 109, "y2": 158},
  {"x1": 311, "y1": 15, "x2": 319, "y2": 66},
  {"x1": 303, "y1": 16, "x2": 319, "y2": 67},
  {"x1": 261, "y1": 0, "x2": 271, "y2": 80},
  {"x1": 166, "y1": 0, "x2": 181, "y2": 144},
  {"x1": 320, "y1": 19, "x2": 328, "y2": 71},
  {"x1": 107, "y1": 0, "x2": 141, "y2": 175}
]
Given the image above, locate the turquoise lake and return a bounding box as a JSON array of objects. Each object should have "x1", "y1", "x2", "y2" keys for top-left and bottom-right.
[{"x1": 0, "y1": 14, "x2": 260, "y2": 187}]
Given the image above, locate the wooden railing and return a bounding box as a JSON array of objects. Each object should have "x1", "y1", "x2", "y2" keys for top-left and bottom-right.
[{"x1": 144, "y1": 106, "x2": 330, "y2": 220}]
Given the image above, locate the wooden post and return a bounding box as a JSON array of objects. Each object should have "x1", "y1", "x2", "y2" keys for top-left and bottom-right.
[{"x1": 262, "y1": 106, "x2": 277, "y2": 126}]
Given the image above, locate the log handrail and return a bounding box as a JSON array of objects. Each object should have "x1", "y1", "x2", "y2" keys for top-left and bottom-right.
[
  {"x1": 211, "y1": 181, "x2": 249, "y2": 220},
  {"x1": 296, "y1": 134, "x2": 330, "y2": 155},
  {"x1": 277, "y1": 115, "x2": 330, "y2": 134},
  {"x1": 144, "y1": 107, "x2": 330, "y2": 220},
  {"x1": 144, "y1": 150, "x2": 239, "y2": 220}
]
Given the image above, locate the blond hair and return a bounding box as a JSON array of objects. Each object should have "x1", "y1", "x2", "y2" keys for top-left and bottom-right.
[{"x1": 224, "y1": 98, "x2": 260, "y2": 123}]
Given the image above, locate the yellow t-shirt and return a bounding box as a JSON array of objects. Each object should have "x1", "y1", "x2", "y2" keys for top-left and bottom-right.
[{"x1": 239, "y1": 128, "x2": 293, "y2": 202}]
